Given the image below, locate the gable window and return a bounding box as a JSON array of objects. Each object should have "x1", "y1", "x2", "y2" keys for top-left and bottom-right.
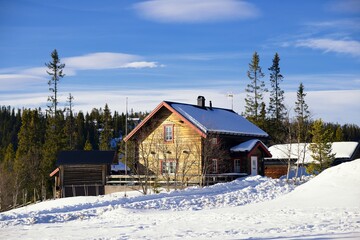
[
  {"x1": 161, "y1": 160, "x2": 177, "y2": 174},
  {"x1": 164, "y1": 125, "x2": 174, "y2": 142}
]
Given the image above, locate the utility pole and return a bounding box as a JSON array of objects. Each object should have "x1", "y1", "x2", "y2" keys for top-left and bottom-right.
[{"x1": 125, "y1": 97, "x2": 128, "y2": 175}]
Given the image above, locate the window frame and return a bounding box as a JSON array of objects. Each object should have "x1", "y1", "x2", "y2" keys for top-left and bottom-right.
[
  {"x1": 161, "y1": 160, "x2": 177, "y2": 174},
  {"x1": 163, "y1": 124, "x2": 174, "y2": 143}
]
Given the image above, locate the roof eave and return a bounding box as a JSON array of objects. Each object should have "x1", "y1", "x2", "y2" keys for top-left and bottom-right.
[{"x1": 124, "y1": 101, "x2": 207, "y2": 142}]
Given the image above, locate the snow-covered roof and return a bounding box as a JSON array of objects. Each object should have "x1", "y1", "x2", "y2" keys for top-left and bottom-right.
[
  {"x1": 167, "y1": 102, "x2": 269, "y2": 137},
  {"x1": 266, "y1": 142, "x2": 359, "y2": 164},
  {"x1": 230, "y1": 139, "x2": 269, "y2": 152}
]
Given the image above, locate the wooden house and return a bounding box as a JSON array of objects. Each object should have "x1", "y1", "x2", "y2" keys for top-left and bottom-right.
[
  {"x1": 124, "y1": 96, "x2": 271, "y2": 185},
  {"x1": 264, "y1": 141, "x2": 360, "y2": 178},
  {"x1": 50, "y1": 150, "x2": 116, "y2": 197}
]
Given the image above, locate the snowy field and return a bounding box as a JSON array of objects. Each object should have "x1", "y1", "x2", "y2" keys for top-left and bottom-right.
[{"x1": 1, "y1": 160, "x2": 360, "y2": 239}]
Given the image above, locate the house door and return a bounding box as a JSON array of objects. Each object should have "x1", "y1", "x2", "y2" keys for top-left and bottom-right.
[{"x1": 251, "y1": 156, "x2": 258, "y2": 176}]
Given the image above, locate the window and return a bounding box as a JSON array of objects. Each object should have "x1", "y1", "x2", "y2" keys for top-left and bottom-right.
[
  {"x1": 211, "y1": 159, "x2": 218, "y2": 173},
  {"x1": 164, "y1": 125, "x2": 173, "y2": 142},
  {"x1": 162, "y1": 160, "x2": 177, "y2": 174},
  {"x1": 234, "y1": 159, "x2": 241, "y2": 173},
  {"x1": 210, "y1": 137, "x2": 218, "y2": 145}
]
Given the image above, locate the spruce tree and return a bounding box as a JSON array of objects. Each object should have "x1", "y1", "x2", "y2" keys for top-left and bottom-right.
[
  {"x1": 14, "y1": 109, "x2": 44, "y2": 204},
  {"x1": 244, "y1": 52, "x2": 267, "y2": 124},
  {"x1": 74, "y1": 111, "x2": 86, "y2": 150},
  {"x1": 64, "y1": 93, "x2": 75, "y2": 150},
  {"x1": 334, "y1": 126, "x2": 344, "y2": 142},
  {"x1": 84, "y1": 133, "x2": 93, "y2": 151},
  {"x1": 308, "y1": 119, "x2": 335, "y2": 174},
  {"x1": 99, "y1": 104, "x2": 113, "y2": 150},
  {"x1": 268, "y1": 53, "x2": 286, "y2": 121},
  {"x1": 294, "y1": 83, "x2": 310, "y2": 143},
  {"x1": 46, "y1": 49, "x2": 65, "y2": 116}
]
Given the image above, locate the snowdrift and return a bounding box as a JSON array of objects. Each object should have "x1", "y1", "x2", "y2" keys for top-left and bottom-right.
[
  {"x1": 271, "y1": 158, "x2": 360, "y2": 208},
  {"x1": 1, "y1": 160, "x2": 359, "y2": 239}
]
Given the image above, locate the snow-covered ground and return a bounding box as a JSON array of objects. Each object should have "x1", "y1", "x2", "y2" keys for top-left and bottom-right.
[{"x1": 1, "y1": 160, "x2": 360, "y2": 239}]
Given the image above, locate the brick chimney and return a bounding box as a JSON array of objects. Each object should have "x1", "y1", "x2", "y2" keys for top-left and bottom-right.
[{"x1": 197, "y1": 96, "x2": 205, "y2": 107}]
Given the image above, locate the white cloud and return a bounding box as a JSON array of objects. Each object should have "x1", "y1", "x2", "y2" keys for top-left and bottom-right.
[
  {"x1": 122, "y1": 61, "x2": 160, "y2": 68},
  {"x1": 64, "y1": 52, "x2": 160, "y2": 70},
  {"x1": 0, "y1": 52, "x2": 160, "y2": 90},
  {"x1": 0, "y1": 74, "x2": 46, "y2": 91},
  {"x1": 1, "y1": 87, "x2": 359, "y2": 126},
  {"x1": 285, "y1": 90, "x2": 360, "y2": 125},
  {"x1": 133, "y1": 0, "x2": 259, "y2": 23},
  {"x1": 304, "y1": 19, "x2": 360, "y2": 32},
  {"x1": 327, "y1": 0, "x2": 360, "y2": 14},
  {"x1": 295, "y1": 38, "x2": 360, "y2": 57}
]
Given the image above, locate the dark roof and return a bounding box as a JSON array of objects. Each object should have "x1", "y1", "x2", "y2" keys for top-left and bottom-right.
[{"x1": 56, "y1": 150, "x2": 116, "y2": 165}]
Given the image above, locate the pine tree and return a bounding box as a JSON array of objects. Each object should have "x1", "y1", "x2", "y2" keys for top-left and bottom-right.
[
  {"x1": 294, "y1": 83, "x2": 310, "y2": 142},
  {"x1": 84, "y1": 135, "x2": 93, "y2": 151},
  {"x1": 99, "y1": 104, "x2": 113, "y2": 150},
  {"x1": 268, "y1": 53, "x2": 286, "y2": 121},
  {"x1": 0, "y1": 143, "x2": 16, "y2": 210},
  {"x1": 74, "y1": 111, "x2": 86, "y2": 150},
  {"x1": 41, "y1": 113, "x2": 66, "y2": 198},
  {"x1": 308, "y1": 119, "x2": 335, "y2": 174},
  {"x1": 14, "y1": 109, "x2": 44, "y2": 204},
  {"x1": 244, "y1": 52, "x2": 267, "y2": 124},
  {"x1": 334, "y1": 125, "x2": 344, "y2": 142},
  {"x1": 3, "y1": 143, "x2": 15, "y2": 171},
  {"x1": 46, "y1": 49, "x2": 65, "y2": 116},
  {"x1": 64, "y1": 93, "x2": 75, "y2": 150}
]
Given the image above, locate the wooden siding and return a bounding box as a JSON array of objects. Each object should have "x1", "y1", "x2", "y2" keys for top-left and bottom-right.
[
  {"x1": 264, "y1": 165, "x2": 288, "y2": 179},
  {"x1": 138, "y1": 112, "x2": 202, "y2": 184},
  {"x1": 60, "y1": 164, "x2": 107, "y2": 197}
]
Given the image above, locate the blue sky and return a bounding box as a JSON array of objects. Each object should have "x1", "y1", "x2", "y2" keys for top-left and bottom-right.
[{"x1": 0, "y1": 0, "x2": 359, "y2": 125}]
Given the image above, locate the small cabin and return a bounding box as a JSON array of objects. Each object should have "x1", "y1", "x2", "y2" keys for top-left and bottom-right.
[
  {"x1": 264, "y1": 141, "x2": 360, "y2": 178},
  {"x1": 50, "y1": 150, "x2": 116, "y2": 198}
]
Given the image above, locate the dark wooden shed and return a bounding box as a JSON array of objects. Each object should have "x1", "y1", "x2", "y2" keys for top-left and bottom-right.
[{"x1": 52, "y1": 150, "x2": 116, "y2": 198}]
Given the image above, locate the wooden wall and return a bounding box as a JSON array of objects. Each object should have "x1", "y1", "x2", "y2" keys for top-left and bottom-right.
[
  {"x1": 264, "y1": 165, "x2": 288, "y2": 179},
  {"x1": 139, "y1": 112, "x2": 202, "y2": 184},
  {"x1": 60, "y1": 164, "x2": 107, "y2": 197}
]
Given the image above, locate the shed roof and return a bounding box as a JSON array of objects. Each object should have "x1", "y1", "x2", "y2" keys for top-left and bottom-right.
[{"x1": 56, "y1": 150, "x2": 116, "y2": 165}]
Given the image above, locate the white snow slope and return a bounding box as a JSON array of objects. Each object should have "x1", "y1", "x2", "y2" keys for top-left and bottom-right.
[{"x1": 1, "y1": 159, "x2": 360, "y2": 239}]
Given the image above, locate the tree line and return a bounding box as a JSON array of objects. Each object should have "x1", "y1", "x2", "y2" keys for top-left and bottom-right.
[
  {"x1": 0, "y1": 50, "x2": 147, "y2": 211},
  {"x1": 243, "y1": 51, "x2": 360, "y2": 175},
  {"x1": 1, "y1": 49, "x2": 360, "y2": 210}
]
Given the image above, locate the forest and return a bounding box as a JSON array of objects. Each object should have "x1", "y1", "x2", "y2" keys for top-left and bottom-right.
[{"x1": 1, "y1": 50, "x2": 359, "y2": 212}]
